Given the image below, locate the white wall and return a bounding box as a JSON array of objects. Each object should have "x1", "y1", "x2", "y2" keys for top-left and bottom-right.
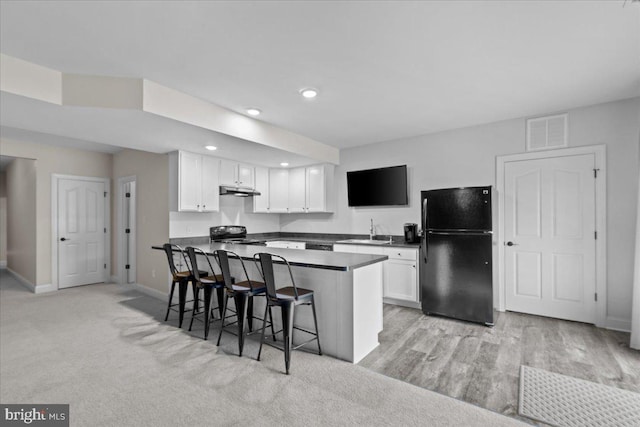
[
  {"x1": 5, "y1": 158, "x2": 37, "y2": 283},
  {"x1": 112, "y1": 149, "x2": 170, "y2": 293},
  {"x1": 1, "y1": 138, "x2": 113, "y2": 286},
  {"x1": 169, "y1": 196, "x2": 280, "y2": 238},
  {"x1": 281, "y1": 97, "x2": 640, "y2": 325},
  {"x1": 0, "y1": 171, "x2": 6, "y2": 267}
]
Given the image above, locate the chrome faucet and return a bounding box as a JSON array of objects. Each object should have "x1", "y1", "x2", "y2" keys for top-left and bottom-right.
[{"x1": 369, "y1": 218, "x2": 375, "y2": 240}]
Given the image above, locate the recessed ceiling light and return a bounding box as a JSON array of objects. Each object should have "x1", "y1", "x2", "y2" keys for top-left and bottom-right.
[
  {"x1": 246, "y1": 108, "x2": 261, "y2": 116},
  {"x1": 205, "y1": 145, "x2": 217, "y2": 151},
  {"x1": 280, "y1": 162, "x2": 289, "y2": 167},
  {"x1": 300, "y1": 88, "x2": 318, "y2": 99}
]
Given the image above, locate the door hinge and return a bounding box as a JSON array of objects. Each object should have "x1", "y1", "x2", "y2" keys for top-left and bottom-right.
[
  {"x1": 593, "y1": 168, "x2": 600, "y2": 178},
  {"x1": 104, "y1": 191, "x2": 107, "y2": 197},
  {"x1": 104, "y1": 263, "x2": 107, "y2": 269},
  {"x1": 595, "y1": 293, "x2": 598, "y2": 302},
  {"x1": 104, "y1": 228, "x2": 107, "y2": 233},
  {"x1": 594, "y1": 231, "x2": 597, "y2": 240},
  {"x1": 125, "y1": 192, "x2": 131, "y2": 198},
  {"x1": 125, "y1": 264, "x2": 130, "y2": 270},
  {"x1": 125, "y1": 228, "x2": 130, "y2": 234}
]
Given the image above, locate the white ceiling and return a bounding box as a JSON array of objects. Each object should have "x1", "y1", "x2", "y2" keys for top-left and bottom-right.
[{"x1": 0, "y1": 1, "x2": 639, "y2": 159}]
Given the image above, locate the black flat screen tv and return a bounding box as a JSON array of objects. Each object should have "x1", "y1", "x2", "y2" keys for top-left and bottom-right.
[{"x1": 347, "y1": 165, "x2": 408, "y2": 207}]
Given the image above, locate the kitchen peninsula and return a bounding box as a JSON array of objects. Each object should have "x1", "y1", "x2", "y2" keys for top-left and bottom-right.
[{"x1": 154, "y1": 242, "x2": 388, "y2": 363}]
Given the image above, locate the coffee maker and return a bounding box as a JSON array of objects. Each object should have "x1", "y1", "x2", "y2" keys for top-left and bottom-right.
[{"x1": 404, "y1": 223, "x2": 419, "y2": 243}]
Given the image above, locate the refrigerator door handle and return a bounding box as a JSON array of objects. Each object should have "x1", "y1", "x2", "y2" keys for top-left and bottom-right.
[{"x1": 422, "y1": 197, "x2": 428, "y2": 263}]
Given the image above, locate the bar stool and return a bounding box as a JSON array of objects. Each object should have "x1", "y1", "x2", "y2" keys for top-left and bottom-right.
[
  {"x1": 185, "y1": 247, "x2": 228, "y2": 340},
  {"x1": 215, "y1": 249, "x2": 275, "y2": 357},
  {"x1": 162, "y1": 243, "x2": 206, "y2": 328},
  {"x1": 254, "y1": 252, "x2": 322, "y2": 374}
]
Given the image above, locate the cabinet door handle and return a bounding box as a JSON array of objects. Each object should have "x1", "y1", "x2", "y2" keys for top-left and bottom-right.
[{"x1": 202, "y1": 205, "x2": 206, "y2": 209}]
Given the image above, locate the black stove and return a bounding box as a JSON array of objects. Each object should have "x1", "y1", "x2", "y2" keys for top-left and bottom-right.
[{"x1": 210, "y1": 226, "x2": 266, "y2": 245}]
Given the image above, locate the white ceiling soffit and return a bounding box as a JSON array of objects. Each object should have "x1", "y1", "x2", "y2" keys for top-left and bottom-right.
[
  {"x1": 0, "y1": 54, "x2": 339, "y2": 165},
  {"x1": 0, "y1": 1, "x2": 638, "y2": 150},
  {"x1": 0, "y1": 94, "x2": 322, "y2": 168}
]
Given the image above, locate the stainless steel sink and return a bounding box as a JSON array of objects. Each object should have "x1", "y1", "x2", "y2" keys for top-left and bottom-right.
[{"x1": 336, "y1": 239, "x2": 392, "y2": 245}]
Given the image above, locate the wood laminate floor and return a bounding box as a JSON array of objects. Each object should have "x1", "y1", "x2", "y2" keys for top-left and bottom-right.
[{"x1": 358, "y1": 305, "x2": 640, "y2": 425}]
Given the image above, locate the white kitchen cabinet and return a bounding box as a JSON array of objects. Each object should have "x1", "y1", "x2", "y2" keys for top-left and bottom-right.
[
  {"x1": 265, "y1": 164, "x2": 334, "y2": 214},
  {"x1": 332, "y1": 243, "x2": 420, "y2": 308},
  {"x1": 265, "y1": 241, "x2": 306, "y2": 250},
  {"x1": 269, "y1": 169, "x2": 289, "y2": 213},
  {"x1": 288, "y1": 167, "x2": 306, "y2": 213},
  {"x1": 253, "y1": 166, "x2": 270, "y2": 213},
  {"x1": 169, "y1": 151, "x2": 220, "y2": 212},
  {"x1": 384, "y1": 258, "x2": 418, "y2": 303},
  {"x1": 306, "y1": 164, "x2": 334, "y2": 212},
  {"x1": 220, "y1": 159, "x2": 255, "y2": 189}
]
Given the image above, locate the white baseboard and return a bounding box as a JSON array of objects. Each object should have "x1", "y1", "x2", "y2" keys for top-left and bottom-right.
[
  {"x1": 34, "y1": 283, "x2": 55, "y2": 294},
  {"x1": 0, "y1": 260, "x2": 7, "y2": 269},
  {"x1": 7, "y1": 268, "x2": 35, "y2": 292},
  {"x1": 129, "y1": 282, "x2": 167, "y2": 301},
  {"x1": 5, "y1": 268, "x2": 53, "y2": 293},
  {"x1": 383, "y1": 297, "x2": 421, "y2": 310},
  {"x1": 605, "y1": 316, "x2": 631, "y2": 333}
]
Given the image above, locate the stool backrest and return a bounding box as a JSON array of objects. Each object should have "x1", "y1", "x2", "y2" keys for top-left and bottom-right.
[
  {"x1": 185, "y1": 247, "x2": 218, "y2": 284},
  {"x1": 185, "y1": 247, "x2": 203, "y2": 282},
  {"x1": 254, "y1": 252, "x2": 299, "y2": 300},
  {"x1": 215, "y1": 249, "x2": 258, "y2": 291},
  {"x1": 163, "y1": 243, "x2": 189, "y2": 277}
]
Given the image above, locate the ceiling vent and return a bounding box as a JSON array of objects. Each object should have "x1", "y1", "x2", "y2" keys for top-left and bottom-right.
[{"x1": 526, "y1": 113, "x2": 568, "y2": 151}]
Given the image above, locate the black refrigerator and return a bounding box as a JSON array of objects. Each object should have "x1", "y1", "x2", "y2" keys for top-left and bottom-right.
[{"x1": 420, "y1": 186, "x2": 494, "y2": 326}]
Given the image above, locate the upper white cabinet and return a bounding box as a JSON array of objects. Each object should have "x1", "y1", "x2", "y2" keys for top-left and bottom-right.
[
  {"x1": 220, "y1": 160, "x2": 255, "y2": 189},
  {"x1": 263, "y1": 164, "x2": 334, "y2": 214},
  {"x1": 268, "y1": 169, "x2": 289, "y2": 213},
  {"x1": 288, "y1": 167, "x2": 306, "y2": 213},
  {"x1": 169, "y1": 151, "x2": 220, "y2": 212},
  {"x1": 253, "y1": 166, "x2": 270, "y2": 213},
  {"x1": 306, "y1": 164, "x2": 334, "y2": 213}
]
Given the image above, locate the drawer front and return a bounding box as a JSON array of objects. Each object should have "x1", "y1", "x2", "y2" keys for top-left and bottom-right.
[
  {"x1": 385, "y1": 247, "x2": 418, "y2": 261},
  {"x1": 355, "y1": 245, "x2": 387, "y2": 256},
  {"x1": 333, "y1": 244, "x2": 358, "y2": 253}
]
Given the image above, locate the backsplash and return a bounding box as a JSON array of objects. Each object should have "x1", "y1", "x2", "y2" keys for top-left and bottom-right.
[{"x1": 169, "y1": 196, "x2": 279, "y2": 238}]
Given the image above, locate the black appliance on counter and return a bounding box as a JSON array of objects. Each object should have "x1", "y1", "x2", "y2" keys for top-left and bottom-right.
[
  {"x1": 403, "y1": 223, "x2": 419, "y2": 243},
  {"x1": 210, "y1": 226, "x2": 266, "y2": 245},
  {"x1": 420, "y1": 186, "x2": 493, "y2": 326}
]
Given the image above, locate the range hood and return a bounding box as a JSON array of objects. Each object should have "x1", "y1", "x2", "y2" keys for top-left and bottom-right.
[{"x1": 219, "y1": 185, "x2": 261, "y2": 197}]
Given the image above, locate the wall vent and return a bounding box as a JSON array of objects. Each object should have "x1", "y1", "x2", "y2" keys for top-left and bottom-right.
[{"x1": 526, "y1": 113, "x2": 568, "y2": 151}]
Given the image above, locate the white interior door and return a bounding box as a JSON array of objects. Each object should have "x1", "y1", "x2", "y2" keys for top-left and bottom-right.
[
  {"x1": 504, "y1": 154, "x2": 596, "y2": 323},
  {"x1": 58, "y1": 178, "x2": 106, "y2": 288}
]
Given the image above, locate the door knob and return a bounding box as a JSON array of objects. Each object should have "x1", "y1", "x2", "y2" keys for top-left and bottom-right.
[
  {"x1": 60, "y1": 237, "x2": 69, "y2": 241},
  {"x1": 506, "y1": 241, "x2": 518, "y2": 246}
]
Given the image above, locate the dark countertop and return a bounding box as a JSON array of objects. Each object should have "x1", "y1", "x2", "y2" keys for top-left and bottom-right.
[
  {"x1": 153, "y1": 242, "x2": 388, "y2": 272},
  {"x1": 170, "y1": 232, "x2": 421, "y2": 249}
]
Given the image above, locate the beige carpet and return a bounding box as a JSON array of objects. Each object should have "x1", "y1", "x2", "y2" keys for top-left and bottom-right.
[{"x1": 0, "y1": 270, "x2": 525, "y2": 426}]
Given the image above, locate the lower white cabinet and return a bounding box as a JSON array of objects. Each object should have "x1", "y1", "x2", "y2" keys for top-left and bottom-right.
[
  {"x1": 265, "y1": 241, "x2": 306, "y2": 250},
  {"x1": 333, "y1": 244, "x2": 419, "y2": 308}
]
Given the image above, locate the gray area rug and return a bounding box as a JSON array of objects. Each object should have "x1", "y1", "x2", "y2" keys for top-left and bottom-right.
[
  {"x1": 0, "y1": 271, "x2": 525, "y2": 427},
  {"x1": 519, "y1": 365, "x2": 640, "y2": 427}
]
